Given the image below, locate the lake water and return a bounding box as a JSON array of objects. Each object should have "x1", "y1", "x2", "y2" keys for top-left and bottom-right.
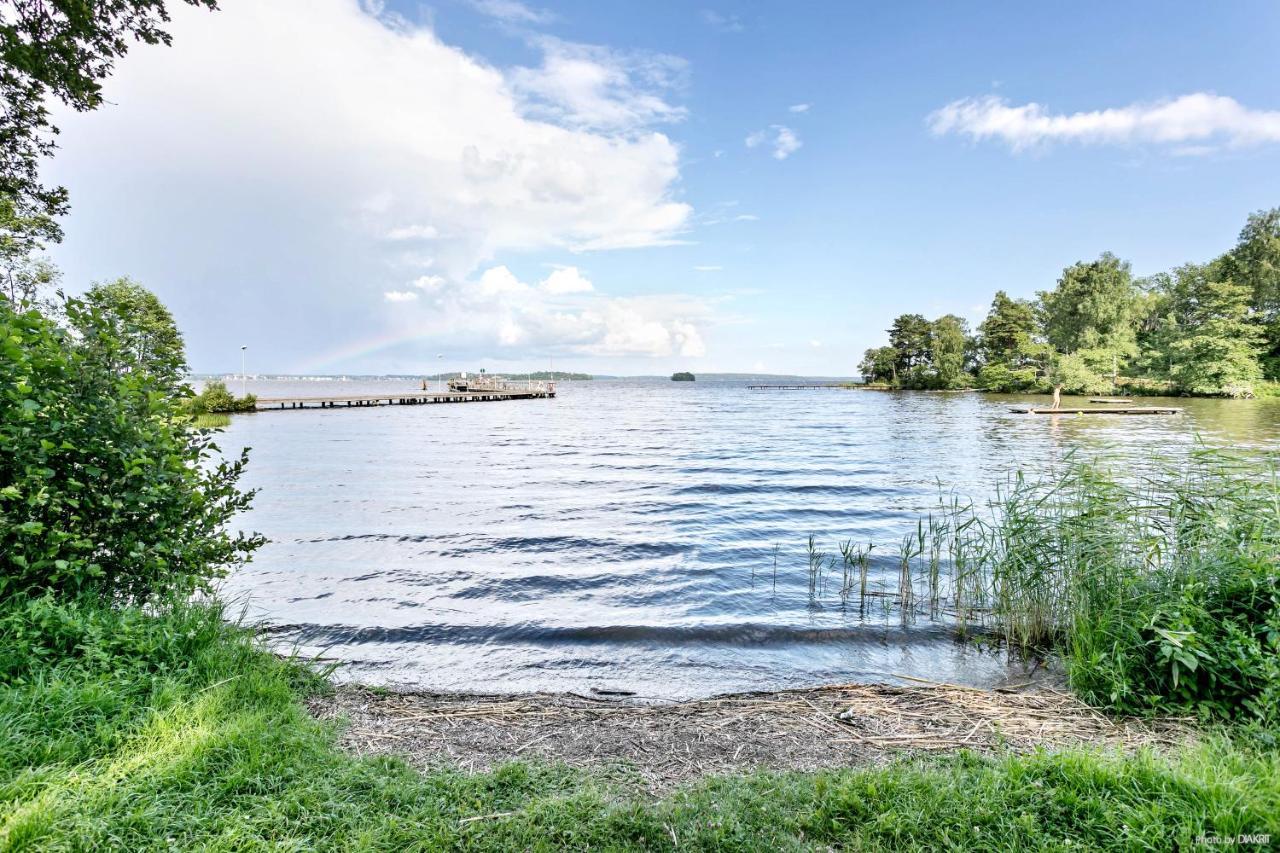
[{"x1": 216, "y1": 378, "x2": 1280, "y2": 699}]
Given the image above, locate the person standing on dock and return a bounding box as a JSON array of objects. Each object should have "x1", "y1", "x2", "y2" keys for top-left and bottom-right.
[{"x1": 1051, "y1": 384, "x2": 1063, "y2": 409}]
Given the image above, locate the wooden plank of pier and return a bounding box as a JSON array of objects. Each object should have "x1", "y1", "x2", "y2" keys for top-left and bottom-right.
[
  {"x1": 1010, "y1": 405, "x2": 1180, "y2": 415},
  {"x1": 254, "y1": 389, "x2": 555, "y2": 411}
]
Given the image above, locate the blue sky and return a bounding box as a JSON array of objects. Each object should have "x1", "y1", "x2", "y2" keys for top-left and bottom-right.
[{"x1": 46, "y1": 0, "x2": 1280, "y2": 375}]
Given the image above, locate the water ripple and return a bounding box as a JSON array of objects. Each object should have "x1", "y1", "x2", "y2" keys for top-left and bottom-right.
[{"x1": 217, "y1": 378, "x2": 1276, "y2": 697}]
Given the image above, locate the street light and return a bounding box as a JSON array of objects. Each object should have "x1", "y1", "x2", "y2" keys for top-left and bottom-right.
[{"x1": 240, "y1": 345, "x2": 248, "y2": 398}]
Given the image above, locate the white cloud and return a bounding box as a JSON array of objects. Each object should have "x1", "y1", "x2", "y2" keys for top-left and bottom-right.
[
  {"x1": 384, "y1": 290, "x2": 419, "y2": 302},
  {"x1": 397, "y1": 264, "x2": 710, "y2": 358},
  {"x1": 772, "y1": 126, "x2": 802, "y2": 159},
  {"x1": 55, "y1": 0, "x2": 691, "y2": 273},
  {"x1": 385, "y1": 224, "x2": 439, "y2": 241},
  {"x1": 585, "y1": 307, "x2": 706, "y2": 357},
  {"x1": 928, "y1": 93, "x2": 1280, "y2": 151},
  {"x1": 540, "y1": 265, "x2": 594, "y2": 294},
  {"x1": 701, "y1": 10, "x2": 744, "y2": 33},
  {"x1": 746, "y1": 125, "x2": 802, "y2": 160},
  {"x1": 509, "y1": 37, "x2": 688, "y2": 132},
  {"x1": 49, "y1": 0, "x2": 699, "y2": 368},
  {"x1": 469, "y1": 0, "x2": 552, "y2": 24},
  {"x1": 478, "y1": 265, "x2": 532, "y2": 296},
  {"x1": 734, "y1": 213, "x2": 759, "y2": 222},
  {"x1": 788, "y1": 103, "x2": 811, "y2": 113},
  {"x1": 693, "y1": 265, "x2": 722, "y2": 271}
]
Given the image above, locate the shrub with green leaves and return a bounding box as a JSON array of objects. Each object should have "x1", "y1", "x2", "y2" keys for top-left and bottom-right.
[
  {"x1": 188, "y1": 379, "x2": 256, "y2": 414},
  {"x1": 976, "y1": 363, "x2": 1042, "y2": 392},
  {"x1": 0, "y1": 298, "x2": 262, "y2": 603},
  {"x1": 1064, "y1": 455, "x2": 1280, "y2": 722}
]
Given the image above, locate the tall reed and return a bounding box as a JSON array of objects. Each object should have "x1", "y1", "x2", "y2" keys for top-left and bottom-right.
[
  {"x1": 805, "y1": 535, "x2": 825, "y2": 604},
  {"x1": 797, "y1": 447, "x2": 1280, "y2": 719}
]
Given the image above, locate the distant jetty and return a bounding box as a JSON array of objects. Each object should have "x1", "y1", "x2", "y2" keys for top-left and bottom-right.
[
  {"x1": 255, "y1": 375, "x2": 555, "y2": 411},
  {"x1": 671, "y1": 372, "x2": 695, "y2": 382}
]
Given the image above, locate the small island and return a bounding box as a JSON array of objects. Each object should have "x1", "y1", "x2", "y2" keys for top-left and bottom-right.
[{"x1": 671, "y1": 371, "x2": 696, "y2": 382}]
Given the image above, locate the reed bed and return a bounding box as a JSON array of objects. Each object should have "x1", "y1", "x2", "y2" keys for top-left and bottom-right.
[
  {"x1": 799, "y1": 447, "x2": 1280, "y2": 719},
  {"x1": 193, "y1": 412, "x2": 231, "y2": 429}
]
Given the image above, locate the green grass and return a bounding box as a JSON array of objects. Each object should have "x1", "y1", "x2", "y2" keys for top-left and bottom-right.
[
  {"x1": 1, "y1": 599, "x2": 1277, "y2": 851},
  {"x1": 193, "y1": 412, "x2": 231, "y2": 429},
  {"x1": 1254, "y1": 380, "x2": 1280, "y2": 398}
]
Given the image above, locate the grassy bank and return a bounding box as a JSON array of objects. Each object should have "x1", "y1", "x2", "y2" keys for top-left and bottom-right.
[{"x1": 1, "y1": 599, "x2": 1277, "y2": 850}]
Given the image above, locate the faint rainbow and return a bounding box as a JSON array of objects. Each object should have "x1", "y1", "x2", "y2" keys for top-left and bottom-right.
[{"x1": 293, "y1": 328, "x2": 440, "y2": 375}]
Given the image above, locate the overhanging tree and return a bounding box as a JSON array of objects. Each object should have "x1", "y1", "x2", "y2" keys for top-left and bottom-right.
[{"x1": 0, "y1": 1, "x2": 218, "y2": 251}]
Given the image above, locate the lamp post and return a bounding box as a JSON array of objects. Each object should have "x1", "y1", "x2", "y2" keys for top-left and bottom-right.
[{"x1": 240, "y1": 346, "x2": 248, "y2": 398}]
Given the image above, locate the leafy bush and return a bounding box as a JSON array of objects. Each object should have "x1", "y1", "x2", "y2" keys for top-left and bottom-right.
[
  {"x1": 1052, "y1": 352, "x2": 1112, "y2": 394},
  {"x1": 976, "y1": 364, "x2": 1042, "y2": 392},
  {"x1": 188, "y1": 380, "x2": 256, "y2": 414},
  {"x1": 1066, "y1": 458, "x2": 1280, "y2": 721},
  {"x1": 0, "y1": 299, "x2": 262, "y2": 603}
]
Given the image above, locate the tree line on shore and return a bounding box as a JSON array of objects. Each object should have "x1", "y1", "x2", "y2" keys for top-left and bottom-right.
[{"x1": 860, "y1": 207, "x2": 1280, "y2": 397}]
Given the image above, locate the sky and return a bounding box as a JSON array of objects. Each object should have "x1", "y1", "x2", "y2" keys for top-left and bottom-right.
[{"x1": 44, "y1": 0, "x2": 1280, "y2": 376}]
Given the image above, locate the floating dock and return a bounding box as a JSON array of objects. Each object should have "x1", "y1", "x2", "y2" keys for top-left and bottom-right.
[
  {"x1": 255, "y1": 387, "x2": 554, "y2": 411},
  {"x1": 1011, "y1": 405, "x2": 1180, "y2": 415}
]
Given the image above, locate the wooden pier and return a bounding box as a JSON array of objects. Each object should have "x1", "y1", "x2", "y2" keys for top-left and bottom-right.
[
  {"x1": 1010, "y1": 405, "x2": 1180, "y2": 415},
  {"x1": 255, "y1": 388, "x2": 554, "y2": 411}
]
